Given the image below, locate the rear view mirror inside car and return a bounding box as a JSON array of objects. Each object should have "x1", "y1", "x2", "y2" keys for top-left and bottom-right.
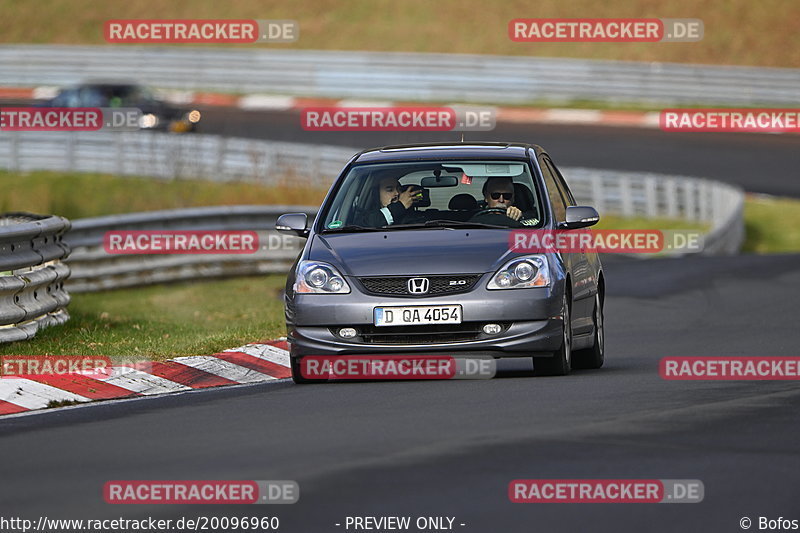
[{"x1": 420, "y1": 175, "x2": 459, "y2": 187}]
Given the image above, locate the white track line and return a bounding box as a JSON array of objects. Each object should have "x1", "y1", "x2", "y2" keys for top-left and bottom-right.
[
  {"x1": 546, "y1": 109, "x2": 604, "y2": 123},
  {"x1": 337, "y1": 99, "x2": 395, "y2": 108},
  {"x1": 238, "y1": 94, "x2": 296, "y2": 110}
]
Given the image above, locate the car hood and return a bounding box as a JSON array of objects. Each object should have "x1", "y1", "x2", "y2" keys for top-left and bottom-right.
[{"x1": 309, "y1": 230, "x2": 517, "y2": 276}]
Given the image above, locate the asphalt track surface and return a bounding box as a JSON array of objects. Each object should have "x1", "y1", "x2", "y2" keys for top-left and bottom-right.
[
  {"x1": 194, "y1": 107, "x2": 800, "y2": 198},
  {"x1": 1, "y1": 110, "x2": 799, "y2": 533}
]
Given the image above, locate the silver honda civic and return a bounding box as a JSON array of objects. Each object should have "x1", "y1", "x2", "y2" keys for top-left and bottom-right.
[{"x1": 277, "y1": 142, "x2": 605, "y2": 383}]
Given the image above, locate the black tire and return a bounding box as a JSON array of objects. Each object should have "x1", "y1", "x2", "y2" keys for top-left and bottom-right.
[
  {"x1": 290, "y1": 356, "x2": 327, "y2": 384},
  {"x1": 573, "y1": 293, "x2": 605, "y2": 370},
  {"x1": 534, "y1": 294, "x2": 572, "y2": 376}
]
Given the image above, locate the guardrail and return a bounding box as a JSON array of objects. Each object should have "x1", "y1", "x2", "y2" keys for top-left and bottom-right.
[
  {"x1": 0, "y1": 131, "x2": 351, "y2": 184},
  {"x1": 565, "y1": 168, "x2": 744, "y2": 255},
  {"x1": 63, "y1": 166, "x2": 744, "y2": 293},
  {"x1": 64, "y1": 206, "x2": 313, "y2": 292},
  {"x1": 1, "y1": 132, "x2": 744, "y2": 291},
  {"x1": 0, "y1": 213, "x2": 71, "y2": 343},
  {"x1": 1, "y1": 45, "x2": 799, "y2": 106},
  {"x1": 63, "y1": 176, "x2": 742, "y2": 294}
]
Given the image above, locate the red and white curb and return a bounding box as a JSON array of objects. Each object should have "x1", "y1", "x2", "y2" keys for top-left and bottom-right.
[
  {"x1": 0, "y1": 86, "x2": 662, "y2": 130},
  {"x1": 0, "y1": 340, "x2": 291, "y2": 417},
  {"x1": 4, "y1": 86, "x2": 795, "y2": 133}
]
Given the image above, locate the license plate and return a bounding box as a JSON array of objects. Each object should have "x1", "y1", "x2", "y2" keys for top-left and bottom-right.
[{"x1": 374, "y1": 305, "x2": 462, "y2": 326}]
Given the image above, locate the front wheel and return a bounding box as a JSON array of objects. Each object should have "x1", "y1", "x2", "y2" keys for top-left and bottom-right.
[
  {"x1": 534, "y1": 294, "x2": 572, "y2": 376},
  {"x1": 572, "y1": 293, "x2": 604, "y2": 370}
]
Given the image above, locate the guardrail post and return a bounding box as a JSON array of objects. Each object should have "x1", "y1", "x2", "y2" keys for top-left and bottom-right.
[
  {"x1": 698, "y1": 180, "x2": 710, "y2": 222},
  {"x1": 619, "y1": 175, "x2": 633, "y2": 217},
  {"x1": 215, "y1": 136, "x2": 226, "y2": 179},
  {"x1": 590, "y1": 173, "x2": 605, "y2": 213},
  {"x1": 664, "y1": 178, "x2": 678, "y2": 219},
  {"x1": 683, "y1": 179, "x2": 697, "y2": 221},
  {"x1": 644, "y1": 176, "x2": 658, "y2": 218}
]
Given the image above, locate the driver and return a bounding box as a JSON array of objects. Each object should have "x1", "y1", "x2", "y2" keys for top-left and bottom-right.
[{"x1": 469, "y1": 177, "x2": 525, "y2": 227}]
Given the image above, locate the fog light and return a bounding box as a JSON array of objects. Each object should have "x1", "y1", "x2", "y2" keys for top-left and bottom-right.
[
  {"x1": 338, "y1": 327, "x2": 357, "y2": 339},
  {"x1": 483, "y1": 323, "x2": 502, "y2": 335}
]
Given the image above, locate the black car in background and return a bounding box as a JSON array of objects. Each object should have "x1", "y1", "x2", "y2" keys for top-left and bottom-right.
[{"x1": 44, "y1": 82, "x2": 200, "y2": 132}]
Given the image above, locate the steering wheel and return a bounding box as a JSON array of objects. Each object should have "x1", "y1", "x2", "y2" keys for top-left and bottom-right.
[{"x1": 472, "y1": 207, "x2": 510, "y2": 217}]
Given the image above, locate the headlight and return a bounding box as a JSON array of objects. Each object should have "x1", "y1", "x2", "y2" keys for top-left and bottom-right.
[
  {"x1": 138, "y1": 113, "x2": 158, "y2": 128},
  {"x1": 487, "y1": 255, "x2": 550, "y2": 289},
  {"x1": 294, "y1": 261, "x2": 350, "y2": 294}
]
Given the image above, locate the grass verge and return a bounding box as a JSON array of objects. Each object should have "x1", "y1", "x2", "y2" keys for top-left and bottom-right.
[
  {"x1": 0, "y1": 276, "x2": 288, "y2": 360},
  {"x1": 0, "y1": 0, "x2": 796, "y2": 68},
  {"x1": 594, "y1": 215, "x2": 708, "y2": 232},
  {"x1": 743, "y1": 195, "x2": 800, "y2": 253},
  {"x1": 0, "y1": 170, "x2": 329, "y2": 219}
]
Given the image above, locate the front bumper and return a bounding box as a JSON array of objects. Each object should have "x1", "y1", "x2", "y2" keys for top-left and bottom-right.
[{"x1": 286, "y1": 276, "x2": 565, "y2": 358}]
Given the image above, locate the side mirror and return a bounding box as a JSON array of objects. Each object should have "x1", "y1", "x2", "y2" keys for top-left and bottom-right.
[
  {"x1": 276, "y1": 213, "x2": 310, "y2": 238},
  {"x1": 560, "y1": 206, "x2": 600, "y2": 229}
]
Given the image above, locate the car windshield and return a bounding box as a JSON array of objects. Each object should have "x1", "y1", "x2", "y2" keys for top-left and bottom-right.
[{"x1": 320, "y1": 160, "x2": 545, "y2": 231}]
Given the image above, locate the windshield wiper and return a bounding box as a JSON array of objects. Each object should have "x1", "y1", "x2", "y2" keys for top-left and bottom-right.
[
  {"x1": 383, "y1": 220, "x2": 511, "y2": 230},
  {"x1": 322, "y1": 224, "x2": 383, "y2": 233}
]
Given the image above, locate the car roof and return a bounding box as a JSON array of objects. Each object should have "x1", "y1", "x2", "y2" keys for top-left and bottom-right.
[{"x1": 352, "y1": 142, "x2": 545, "y2": 163}]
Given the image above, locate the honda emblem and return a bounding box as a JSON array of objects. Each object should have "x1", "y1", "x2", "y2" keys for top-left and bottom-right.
[{"x1": 407, "y1": 277, "x2": 430, "y2": 294}]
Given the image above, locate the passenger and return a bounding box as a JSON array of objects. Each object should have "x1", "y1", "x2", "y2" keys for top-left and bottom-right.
[{"x1": 358, "y1": 176, "x2": 424, "y2": 227}]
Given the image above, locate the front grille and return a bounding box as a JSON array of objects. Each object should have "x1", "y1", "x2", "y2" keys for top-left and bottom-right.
[
  {"x1": 358, "y1": 274, "x2": 483, "y2": 297},
  {"x1": 334, "y1": 322, "x2": 511, "y2": 345}
]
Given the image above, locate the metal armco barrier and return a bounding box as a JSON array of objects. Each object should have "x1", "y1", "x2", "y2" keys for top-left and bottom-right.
[
  {"x1": 565, "y1": 168, "x2": 744, "y2": 255},
  {"x1": 64, "y1": 206, "x2": 315, "y2": 292},
  {"x1": 0, "y1": 132, "x2": 744, "y2": 294},
  {"x1": 63, "y1": 170, "x2": 743, "y2": 293},
  {"x1": 0, "y1": 131, "x2": 351, "y2": 184},
  {"x1": 0, "y1": 127, "x2": 743, "y2": 296},
  {"x1": 1, "y1": 45, "x2": 798, "y2": 106},
  {"x1": 0, "y1": 213, "x2": 71, "y2": 343},
  {"x1": 0, "y1": 131, "x2": 745, "y2": 239}
]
